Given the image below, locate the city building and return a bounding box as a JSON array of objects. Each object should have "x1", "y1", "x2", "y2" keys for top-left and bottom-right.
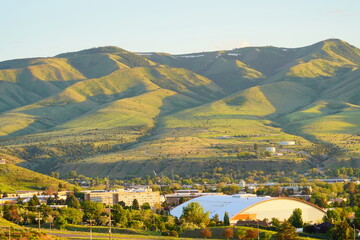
[
  {"x1": 84, "y1": 188, "x2": 160, "y2": 208},
  {"x1": 170, "y1": 194, "x2": 325, "y2": 225}
]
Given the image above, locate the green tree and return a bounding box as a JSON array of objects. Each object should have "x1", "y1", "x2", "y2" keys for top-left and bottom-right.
[
  {"x1": 288, "y1": 208, "x2": 303, "y2": 228},
  {"x1": 69, "y1": 170, "x2": 77, "y2": 179},
  {"x1": 354, "y1": 208, "x2": 360, "y2": 229},
  {"x1": 82, "y1": 200, "x2": 105, "y2": 221},
  {"x1": 180, "y1": 202, "x2": 210, "y2": 228},
  {"x1": 331, "y1": 219, "x2": 355, "y2": 240},
  {"x1": 132, "y1": 199, "x2": 140, "y2": 210},
  {"x1": 3, "y1": 204, "x2": 21, "y2": 223},
  {"x1": 66, "y1": 194, "x2": 80, "y2": 209},
  {"x1": 212, "y1": 213, "x2": 220, "y2": 226},
  {"x1": 235, "y1": 228, "x2": 246, "y2": 239},
  {"x1": 323, "y1": 209, "x2": 341, "y2": 224},
  {"x1": 50, "y1": 172, "x2": 60, "y2": 179},
  {"x1": 141, "y1": 202, "x2": 151, "y2": 210},
  {"x1": 59, "y1": 207, "x2": 83, "y2": 224},
  {"x1": 223, "y1": 212, "x2": 230, "y2": 226},
  {"x1": 274, "y1": 221, "x2": 298, "y2": 240},
  {"x1": 28, "y1": 194, "x2": 40, "y2": 211},
  {"x1": 271, "y1": 217, "x2": 281, "y2": 228},
  {"x1": 111, "y1": 204, "x2": 128, "y2": 227},
  {"x1": 223, "y1": 185, "x2": 241, "y2": 195},
  {"x1": 259, "y1": 231, "x2": 273, "y2": 240}
]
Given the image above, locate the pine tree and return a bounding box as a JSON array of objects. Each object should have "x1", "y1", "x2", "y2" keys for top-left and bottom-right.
[
  {"x1": 132, "y1": 199, "x2": 140, "y2": 210},
  {"x1": 223, "y1": 211, "x2": 230, "y2": 226}
]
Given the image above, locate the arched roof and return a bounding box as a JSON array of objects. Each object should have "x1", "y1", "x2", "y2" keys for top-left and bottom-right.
[
  {"x1": 170, "y1": 194, "x2": 273, "y2": 219},
  {"x1": 170, "y1": 194, "x2": 325, "y2": 220}
]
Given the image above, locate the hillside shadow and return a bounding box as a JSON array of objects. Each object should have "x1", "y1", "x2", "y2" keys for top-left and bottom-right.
[
  {"x1": 0, "y1": 79, "x2": 82, "y2": 113},
  {"x1": 3, "y1": 82, "x2": 150, "y2": 138}
]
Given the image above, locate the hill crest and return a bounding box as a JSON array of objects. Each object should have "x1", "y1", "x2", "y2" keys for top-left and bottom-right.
[{"x1": 0, "y1": 38, "x2": 359, "y2": 177}]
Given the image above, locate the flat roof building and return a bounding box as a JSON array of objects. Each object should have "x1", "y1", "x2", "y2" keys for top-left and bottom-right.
[
  {"x1": 84, "y1": 188, "x2": 160, "y2": 208},
  {"x1": 170, "y1": 194, "x2": 325, "y2": 225}
]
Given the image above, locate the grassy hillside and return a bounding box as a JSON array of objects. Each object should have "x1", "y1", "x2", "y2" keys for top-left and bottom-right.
[
  {"x1": 0, "y1": 40, "x2": 359, "y2": 177},
  {"x1": 0, "y1": 164, "x2": 73, "y2": 192},
  {"x1": 0, "y1": 217, "x2": 20, "y2": 227},
  {"x1": 0, "y1": 67, "x2": 223, "y2": 137}
]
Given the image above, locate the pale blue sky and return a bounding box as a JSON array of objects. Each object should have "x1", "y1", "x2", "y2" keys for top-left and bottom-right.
[{"x1": 1, "y1": 0, "x2": 359, "y2": 61}]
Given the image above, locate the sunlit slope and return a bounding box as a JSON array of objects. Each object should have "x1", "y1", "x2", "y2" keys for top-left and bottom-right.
[
  {"x1": 0, "y1": 164, "x2": 73, "y2": 192},
  {"x1": 268, "y1": 39, "x2": 360, "y2": 87},
  {"x1": 0, "y1": 58, "x2": 87, "y2": 112},
  {"x1": 276, "y1": 100, "x2": 360, "y2": 162},
  {"x1": 145, "y1": 51, "x2": 266, "y2": 92},
  {"x1": 55, "y1": 88, "x2": 203, "y2": 132},
  {"x1": 0, "y1": 67, "x2": 224, "y2": 136},
  {"x1": 0, "y1": 46, "x2": 157, "y2": 114},
  {"x1": 320, "y1": 68, "x2": 360, "y2": 105},
  {"x1": 56, "y1": 46, "x2": 157, "y2": 78},
  {"x1": 162, "y1": 81, "x2": 316, "y2": 136},
  {"x1": 59, "y1": 83, "x2": 314, "y2": 177},
  {"x1": 146, "y1": 39, "x2": 360, "y2": 93}
]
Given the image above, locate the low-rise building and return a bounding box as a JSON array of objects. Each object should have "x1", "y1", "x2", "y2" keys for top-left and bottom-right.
[
  {"x1": 165, "y1": 192, "x2": 223, "y2": 206},
  {"x1": 279, "y1": 141, "x2": 296, "y2": 146},
  {"x1": 265, "y1": 147, "x2": 276, "y2": 153},
  {"x1": 84, "y1": 188, "x2": 160, "y2": 208},
  {"x1": 170, "y1": 194, "x2": 326, "y2": 225}
]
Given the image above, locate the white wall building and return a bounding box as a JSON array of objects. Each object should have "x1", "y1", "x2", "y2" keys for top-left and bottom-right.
[
  {"x1": 279, "y1": 141, "x2": 295, "y2": 146},
  {"x1": 265, "y1": 147, "x2": 276, "y2": 153},
  {"x1": 170, "y1": 194, "x2": 325, "y2": 225}
]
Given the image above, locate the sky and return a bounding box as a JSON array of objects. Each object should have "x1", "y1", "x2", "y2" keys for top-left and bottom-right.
[{"x1": 1, "y1": 0, "x2": 360, "y2": 61}]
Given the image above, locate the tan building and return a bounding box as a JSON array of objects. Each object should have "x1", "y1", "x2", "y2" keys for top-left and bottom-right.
[
  {"x1": 84, "y1": 188, "x2": 160, "y2": 208},
  {"x1": 170, "y1": 194, "x2": 326, "y2": 225}
]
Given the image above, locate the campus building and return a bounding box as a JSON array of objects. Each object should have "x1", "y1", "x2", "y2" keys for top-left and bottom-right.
[
  {"x1": 170, "y1": 194, "x2": 325, "y2": 225},
  {"x1": 84, "y1": 188, "x2": 160, "y2": 208}
]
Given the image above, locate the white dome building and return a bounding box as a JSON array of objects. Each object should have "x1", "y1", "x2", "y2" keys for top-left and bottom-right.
[{"x1": 170, "y1": 194, "x2": 325, "y2": 225}]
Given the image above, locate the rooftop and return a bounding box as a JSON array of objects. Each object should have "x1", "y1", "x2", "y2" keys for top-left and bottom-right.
[{"x1": 170, "y1": 194, "x2": 272, "y2": 219}]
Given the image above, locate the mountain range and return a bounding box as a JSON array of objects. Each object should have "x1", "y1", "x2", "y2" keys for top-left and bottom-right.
[{"x1": 0, "y1": 39, "x2": 359, "y2": 178}]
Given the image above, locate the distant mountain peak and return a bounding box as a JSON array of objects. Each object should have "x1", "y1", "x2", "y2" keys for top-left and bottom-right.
[{"x1": 55, "y1": 46, "x2": 128, "y2": 58}]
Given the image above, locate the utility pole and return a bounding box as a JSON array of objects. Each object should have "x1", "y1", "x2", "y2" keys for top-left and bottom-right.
[
  {"x1": 107, "y1": 207, "x2": 113, "y2": 240},
  {"x1": 88, "y1": 219, "x2": 95, "y2": 240},
  {"x1": 352, "y1": 224, "x2": 356, "y2": 240},
  {"x1": 35, "y1": 211, "x2": 42, "y2": 231},
  {"x1": 8, "y1": 227, "x2": 11, "y2": 240}
]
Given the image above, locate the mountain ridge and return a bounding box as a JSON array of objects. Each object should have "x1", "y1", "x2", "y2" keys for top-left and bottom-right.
[{"x1": 0, "y1": 38, "x2": 359, "y2": 178}]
